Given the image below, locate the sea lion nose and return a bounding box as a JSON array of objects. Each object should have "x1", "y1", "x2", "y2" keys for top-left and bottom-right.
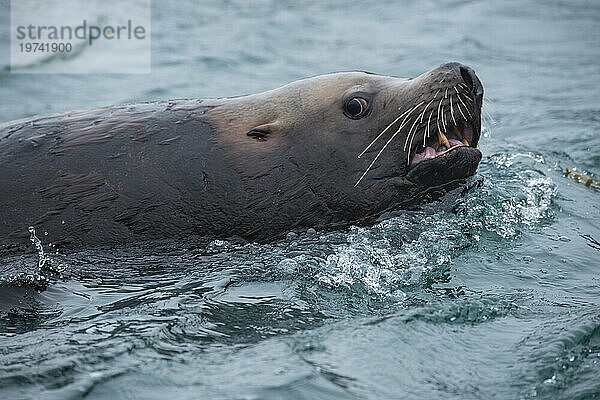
[
  {"x1": 459, "y1": 65, "x2": 483, "y2": 100},
  {"x1": 440, "y1": 62, "x2": 484, "y2": 103}
]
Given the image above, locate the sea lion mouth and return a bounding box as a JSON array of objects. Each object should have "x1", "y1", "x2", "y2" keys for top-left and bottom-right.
[
  {"x1": 409, "y1": 119, "x2": 479, "y2": 168},
  {"x1": 406, "y1": 116, "x2": 482, "y2": 185},
  {"x1": 402, "y1": 78, "x2": 483, "y2": 186}
]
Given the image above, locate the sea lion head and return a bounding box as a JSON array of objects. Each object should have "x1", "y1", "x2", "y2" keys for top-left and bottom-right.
[{"x1": 203, "y1": 62, "x2": 483, "y2": 229}]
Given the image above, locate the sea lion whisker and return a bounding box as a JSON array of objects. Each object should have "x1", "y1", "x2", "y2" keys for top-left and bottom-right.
[
  {"x1": 420, "y1": 98, "x2": 436, "y2": 124},
  {"x1": 452, "y1": 86, "x2": 465, "y2": 121},
  {"x1": 418, "y1": 107, "x2": 427, "y2": 125},
  {"x1": 357, "y1": 115, "x2": 403, "y2": 159},
  {"x1": 404, "y1": 111, "x2": 425, "y2": 165},
  {"x1": 456, "y1": 93, "x2": 473, "y2": 118},
  {"x1": 441, "y1": 105, "x2": 447, "y2": 132},
  {"x1": 356, "y1": 100, "x2": 424, "y2": 185},
  {"x1": 403, "y1": 115, "x2": 421, "y2": 152},
  {"x1": 373, "y1": 106, "x2": 420, "y2": 157},
  {"x1": 436, "y1": 99, "x2": 443, "y2": 134},
  {"x1": 405, "y1": 117, "x2": 422, "y2": 165},
  {"x1": 424, "y1": 109, "x2": 434, "y2": 147},
  {"x1": 358, "y1": 101, "x2": 423, "y2": 158},
  {"x1": 355, "y1": 113, "x2": 414, "y2": 187},
  {"x1": 450, "y1": 95, "x2": 457, "y2": 126},
  {"x1": 456, "y1": 102, "x2": 468, "y2": 122},
  {"x1": 414, "y1": 98, "x2": 435, "y2": 152},
  {"x1": 423, "y1": 115, "x2": 433, "y2": 148},
  {"x1": 403, "y1": 117, "x2": 419, "y2": 151},
  {"x1": 457, "y1": 89, "x2": 473, "y2": 103}
]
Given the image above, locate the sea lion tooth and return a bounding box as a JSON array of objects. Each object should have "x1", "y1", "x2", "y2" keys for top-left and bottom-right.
[
  {"x1": 462, "y1": 139, "x2": 469, "y2": 146},
  {"x1": 438, "y1": 130, "x2": 451, "y2": 149}
]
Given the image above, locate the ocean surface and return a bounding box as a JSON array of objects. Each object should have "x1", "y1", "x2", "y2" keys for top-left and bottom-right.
[{"x1": 1, "y1": 0, "x2": 599, "y2": 399}]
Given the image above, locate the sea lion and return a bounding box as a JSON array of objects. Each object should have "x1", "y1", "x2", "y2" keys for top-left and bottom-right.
[{"x1": 0, "y1": 62, "x2": 483, "y2": 254}]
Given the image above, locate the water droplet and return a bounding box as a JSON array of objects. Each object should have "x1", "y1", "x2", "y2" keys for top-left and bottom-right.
[{"x1": 286, "y1": 232, "x2": 297, "y2": 240}]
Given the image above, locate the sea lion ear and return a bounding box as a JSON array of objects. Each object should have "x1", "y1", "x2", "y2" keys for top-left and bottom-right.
[
  {"x1": 246, "y1": 129, "x2": 268, "y2": 141},
  {"x1": 246, "y1": 121, "x2": 280, "y2": 141}
]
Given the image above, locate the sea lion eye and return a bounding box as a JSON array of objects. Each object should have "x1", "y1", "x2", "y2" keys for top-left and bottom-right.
[{"x1": 344, "y1": 97, "x2": 369, "y2": 119}]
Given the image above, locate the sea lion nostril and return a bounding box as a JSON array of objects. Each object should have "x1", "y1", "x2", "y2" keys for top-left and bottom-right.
[
  {"x1": 460, "y1": 66, "x2": 474, "y2": 92},
  {"x1": 459, "y1": 66, "x2": 484, "y2": 100}
]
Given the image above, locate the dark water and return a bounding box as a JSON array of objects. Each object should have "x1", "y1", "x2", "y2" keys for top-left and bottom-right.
[{"x1": 1, "y1": 0, "x2": 600, "y2": 399}]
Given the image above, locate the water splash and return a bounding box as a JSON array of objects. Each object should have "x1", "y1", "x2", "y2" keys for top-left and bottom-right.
[
  {"x1": 0, "y1": 228, "x2": 64, "y2": 291},
  {"x1": 295, "y1": 211, "x2": 474, "y2": 298},
  {"x1": 455, "y1": 151, "x2": 558, "y2": 239},
  {"x1": 296, "y1": 149, "x2": 558, "y2": 295},
  {"x1": 28, "y1": 226, "x2": 49, "y2": 270},
  {"x1": 490, "y1": 152, "x2": 545, "y2": 168}
]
